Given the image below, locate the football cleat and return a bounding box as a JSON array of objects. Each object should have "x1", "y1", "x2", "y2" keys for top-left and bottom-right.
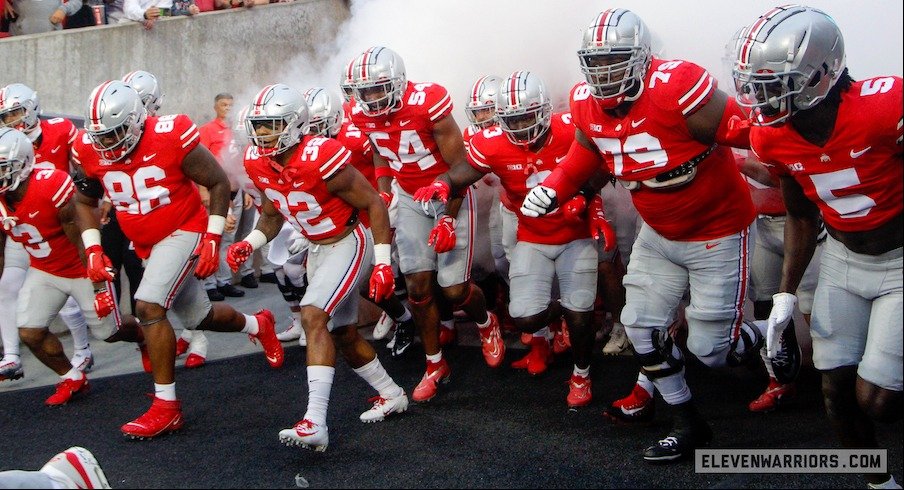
[
  {"x1": 249, "y1": 309, "x2": 284, "y2": 369},
  {"x1": 40, "y1": 446, "x2": 112, "y2": 489},
  {"x1": 138, "y1": 344, "x2": 152, "y2": 373},
  {"x1": 0, "y1": 357, "x2": 24, "y2": 381},
  {"x1": 45, "y1": 376, "x2": 89, "y2": 406},
  {"x1": 121, "y1": 397, "x2": 183, "y2": 439},
  {"x1": 642, "y1": 407, "x2": 712, "y2": 463},
  {"x1": 389, "y1": 318, "x2": 415, "y2": 358},
  {"x1": 279, "y1": 419, "x2": 329, "y2": 452},
  {"x1": 276, "y1": 316, "x2": 306, "y2": 345},
  {"x1": 175, "y1": 337, "x2": 190, "y2": 357},
  {"x1": 478, "y1": 313, "x2": 505, "y2": 368},
  {"x1": 602, "y1": 323, "x2": 630, "y2": 355},
  {"x1": 359, "y1": 391, "x2": 409, "y2": 423},
  {"x1": 372, "y1": 311, "x2": 395, "y2": 340},
  {"x1": 604, "y1": 383, "x2": 656, "y2": 423},
  {"x1": 567, "y1": 374, "x2": 593, "y2": 407},
  {"x1": 552, "y1": 321, "x2": 571, "y2": 355},
  {"x1": 184, "y1": 353, "x2": 206, "y2": 369},
  {"x1": 70, "y1": 350, "x2": 95, "y2": 373},
  {"x1": 412, "y1": 359, "x2": 451, "y2": 402},
  {"x1": 511, "y1": 336, "x2": 552, "y2": 375},
  {"x1": 438, "y1": 325, "x2": 457, "y2": 347},
  {"x1": 749, "y1": 378, "x2": 796, "y2": 413}
]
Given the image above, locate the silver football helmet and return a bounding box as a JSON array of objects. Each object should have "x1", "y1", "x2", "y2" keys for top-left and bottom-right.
[
  {"x1": 84, "y1": 80, "x2": 147, "y2": 163},
  {"x1": 0, "y1": 83, "x2": 42, "y2": 140},
  {"x1": 232, "y1": 104, "x2": 250, "y2": 146},
  {"x1": 303, "y1": 87, "x2": 343, "y2": 137},
  {"x1": 122, "y1": 70, "x2": 163, "y2": 116},
  {"x1": 0, "y1": 127, "x2": 36, "y2": 195},
  {"x1": 340, "y1": 57, "x2": 356, "y2": 103},
  {"x1": 245, "y1": 84, "x2": 309, "y2": 156},
  {"x1": 465, "y1": 75, "x2": 503, "y2": 129},
  {"x1": 349, "y1": 46, "x2": 407, "y2": 117},
  {"x1": 732, "y1": 5, "x2": 846, "y2": 126},
  {"x1": 577, "y1": 8, "x2": 652, "y2": 108},
  {"x1": 495, "y1": 71, "x2": 552, "y2": 147}
]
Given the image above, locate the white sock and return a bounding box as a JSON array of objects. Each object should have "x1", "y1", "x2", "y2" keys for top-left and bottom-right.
[
  {"x1": 760, "y1": 346, "x2": 776, "y2": 379},
  {"x1": 189, "y1": 331, "x2": 209, "y2": 357},
  {"x1": 61, "y1": 298, "x2": 90, "y2": 351},
  {"x1": 180, "y1": 329, "x2": 195, "y2": 341},
  {"x1": 62, "y1": 368, "x2": 84, "y2": 381},
  {"x1": 241, "y1": 314, "x2": 259, "y2": 336},
  {"x1": 573, "y1": 365, "x2": 590, "y2": 378},
  {"x1": 655, "y1": 368, "x2": 692, "y2": 405},
  {"x1": 304, "y1": 365, "x2": 335, "y2": 426},
  {"x1": 154, "y1": 382, "x2": 177, "y2": 401},
  {"x1": 75, "y1": 347, "x2": 92, "y2": 358},
  {"x1": 1, "y1": 354, "x2": 20, "y2": 363},
  {"x1": 394, "y1": 308, "x2": 412, "y2": 323},
  {"x1": 352, "y1": 356, "x2": 403, "y2": 398},
  {"x1": 0, "y1": 266, "x2": 26, "y2": 357},
  {"x1": 637, "y1": 372, "x2": 655, "y2": 396},
  {"x1": 533, "y1": 326, "x2": 550, "y2": 339},
  {"x1": 426, "y1": 351, "x2": 443, "y2": 364}
]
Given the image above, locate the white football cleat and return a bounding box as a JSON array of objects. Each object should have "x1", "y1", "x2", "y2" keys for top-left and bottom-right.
[
  {"x1": 359, "y1": 391, "x2": 409, "y2": 423},
  {"x1": 40, "y1": 446, "x2": 111, "y2": 489},
  {"x1": 372, "y1": 311, "x2": 395, "y2": 340},
  {"x1": 279, "y1": 419, "x2": 329, "y2": 452}
]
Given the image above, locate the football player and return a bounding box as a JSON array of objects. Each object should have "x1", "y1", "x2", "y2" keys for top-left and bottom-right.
[
  {"x1": 0, "y1": 127, "x2": 142, "y2": 406},
  {"x1": 521, "y1": 9, "x2": 787, "y2": 462},
  {"x1": 733, "y1": 6, "x2": 902, "y2": 487},
  {"x1": 416, "y1": 71, "x2": 612, "y2": 405},
  {"x1": 71, "y1": 80, "x2": 284, "y2": 440},
  {"x1": 228, "y1": 84, "x2": 407, "y2": 452},
  {"x1": 0, "y1": 83, "x2": 95, "y2": 380},
  {"x1": 347, "y1": 46, "x2": 504, "y2": 403}
]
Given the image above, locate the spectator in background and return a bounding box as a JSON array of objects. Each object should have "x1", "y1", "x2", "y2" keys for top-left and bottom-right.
[
  {"x1": 5, "y1": 0, "x2": 83, "y2": 35},
  {"x1": 122, "y1": 0, "x2": 198, "y2": 30},
  {"x1": 198, "y1": 92, "x2": 246, "y2": 302}
]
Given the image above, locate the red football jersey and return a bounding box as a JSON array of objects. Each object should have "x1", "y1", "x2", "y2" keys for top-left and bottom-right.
[
  {"x1": 1, "y1": 168, "x2": 85, "y2": 278},
  {"x1": 570, "y1": 58, "x2": 756, "y2": 241},
  {"x1": 33, "y1": 117, "x2": 77, "y2": 173},
  {"x1": 468, "y1": 113, "x2": 590, "y2": 245},
  {"x1": 464, "y1": 123, "x2": 514, "y2": 211},
  {"x1": 351, "y1": 81, "x2": 454, "y2": 195},
  {"x1": 244, "y1": 135, "x2": 356, "y2": 242},
  {"x1": 71, "y1": 114, "x2": 208, "y2": 258},
  {"x1": 734, "y1": 150, "x2": 786, "y2": 216},
  {"x1": 751, "y1": 77, "x2": 903, "y2": 233},
  {"x1": 335, "y1": 121, "x2": 376, "y2": 189}
]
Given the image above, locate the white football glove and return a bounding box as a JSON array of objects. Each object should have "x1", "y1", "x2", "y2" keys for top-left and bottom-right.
[
  {"x1": 766, "y1": 292, "x2": 797, "y2": 359},
  {"x1": 520, "y1": 185, "x2": 557, "y2": 217},
  {"x1": 287, "y1": 231, "x2": 309, "y2": 255}
]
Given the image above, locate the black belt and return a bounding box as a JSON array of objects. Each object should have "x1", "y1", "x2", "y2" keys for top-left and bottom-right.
[{"x1": 651, "y1": 144, "x2": 716, "y2": 183}]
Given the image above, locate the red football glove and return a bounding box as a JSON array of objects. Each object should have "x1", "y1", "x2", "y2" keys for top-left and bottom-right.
[
  {"x1": 412, "y1": 180, "x2": 451, "y2": 205},
  {"x1": 428, "y1": 215, "x2": 457, "y2": 253},
  {"x1": 369, "y1": 263, "x2": 395, "y2": 302},
  {"x1": 93, "y1": 286, "x2": 116, "y2": 319},
  {"x1": 226, "y1": 241, "x2": 254, "y2": 273},
  {"x1": 562, "y1": 194, "x2": 588, "y2": 221},
  {"x1": 379, "y1": 191, "x2": 393, "y2": 208},
  {"x1": 588, "y1": 195, "x2": 616, "y2": 252},
  {"x1": 85, "y1": 245, "x2": 115, "y2": 282},
  {"x1": 192, "y1": 232, "x2": 222, "y2": 279}
]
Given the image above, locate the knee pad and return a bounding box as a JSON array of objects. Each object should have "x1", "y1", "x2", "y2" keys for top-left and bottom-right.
[
  {"x1": 277, "y1": 281, "x2": 300, "y2": 303},
  {"x1": 685, "y1": 316, "x2": 736, "y2": 370},
  {"x1": 631, "y1": 328, "x2": 684, "y2": 380}
]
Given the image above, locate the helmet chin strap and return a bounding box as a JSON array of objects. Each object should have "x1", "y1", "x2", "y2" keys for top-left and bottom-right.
[{"x1": 25, "y1": 124, "x2": 41, "y2": 143}]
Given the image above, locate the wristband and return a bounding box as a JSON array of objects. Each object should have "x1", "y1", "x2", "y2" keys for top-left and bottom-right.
[
  {"x1": 245, "y1": 229, "x2": 268, "y2": 251},
  {"x1": 373, "y1": 243, "x2": 391, "y2": 266},
  {"x1": 207, "y1": 215, "x2": 226, "y2": 235},
  {"x1": 81, "y1": 229, "x2": 102, "y2": 249}
]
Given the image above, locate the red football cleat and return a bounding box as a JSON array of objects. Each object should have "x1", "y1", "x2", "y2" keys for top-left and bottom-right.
[
  {"x1": 567, "y1": 374, "x2": 592, "y2": 408},
  {"x1": 511, "y1": 336, "x2": 552, "y2": 375},
  {"x1": 45, "y1": 376, "x2": 89, "y2": 406},
  {"x1": 184, "y1": 353, "x2": 206, "y2": 369},
  {"x1": 749, "y1": 378, "x2": 796, "y2": 412},
  {"x1": 249, "y1": 310, "x2": 284, "y2": 369},
  {"x1": 604, "y1": 383, "x2": 656, "y2": 423},
  {"x1": 412, "y1": 359, "x2": 451, "y2": 403},
  {"x1": 478, "y1": 313, "x2": 505, "y2": 368},
  {"x1": 138, "y1": 344, "x2": 152, "y2": 373},
  {"x1": 438, "y1": 326, "x2": 457, "y2": 347},
  {"x1": 121, "y1": 396, "x2": 184, "y2": 439},
  {"x1": 175, "y1": 337, "x2": 190, "y2": 357}
]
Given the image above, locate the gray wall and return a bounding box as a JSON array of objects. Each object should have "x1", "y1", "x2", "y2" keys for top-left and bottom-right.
[{"x1": 0, "y1": 0, "x2": 349, "y2": 123}]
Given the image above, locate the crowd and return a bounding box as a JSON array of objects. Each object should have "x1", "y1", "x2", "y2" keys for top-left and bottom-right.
[
  {"x1": 0, "y1": 4, "x2": 900, "y2": 489},
  {"x1": 0, "y1": 0, "x2": 283, "y2": 37}
]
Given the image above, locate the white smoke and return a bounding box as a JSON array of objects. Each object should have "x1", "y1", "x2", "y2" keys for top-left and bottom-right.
[{"x1": 252, "y1": 0, "x2": 902, "y2": 129}]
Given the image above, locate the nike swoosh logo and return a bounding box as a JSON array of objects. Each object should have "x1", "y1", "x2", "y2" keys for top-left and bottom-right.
[
  {"x1": 292, "y1": 181, "x2": 304, "y2": 188},
  {"x1": 399, "y1": 120, "x2": 411, "y2": 127},
  {"x1": 705, "y1": 242, "x2": 720, "y2": 250},
  {"x1": 850, "y1": 147, "x2": 871, "y2": 158},
  {"x1": 142, "y1": 153, "x2": 157, "y2": 162},
  {"x1": 267, "y1": 353, "x2": 279, "y2": 364},
  {"x1": 555, "y1": 156, "x2": 566, "y2": 163},
  {"x1": 28, "y1": 211, "x2": 40, "y2": 218},
  {"x1": 631, "y1": 118, "x2": 646, "y2": 128},
  {"x1": 51, "y1": 145, "x2": 62, "y2": 154}
]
